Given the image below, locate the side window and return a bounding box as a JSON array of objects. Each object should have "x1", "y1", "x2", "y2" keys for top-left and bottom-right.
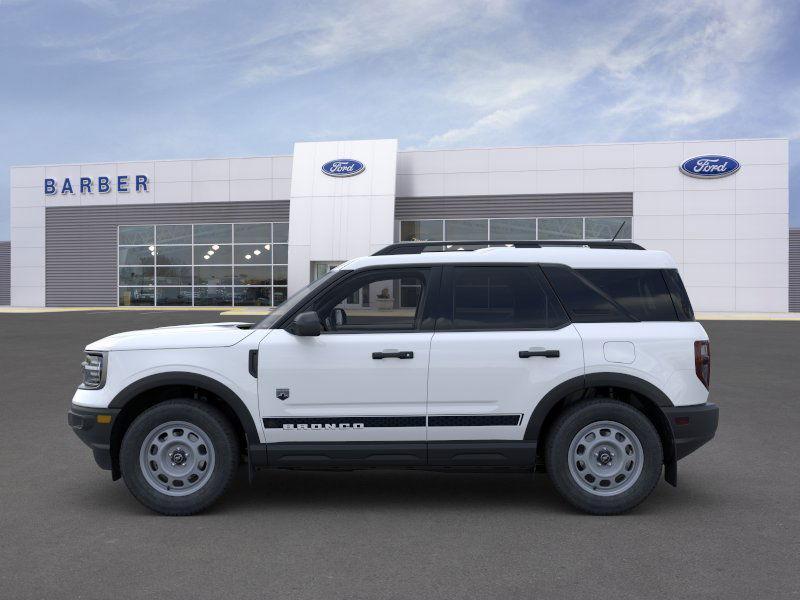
[
  {"x1": 314, "y1": 270, "x2": 428, "y2": 332},
  {"x1": 541, "y1": 265, "x2": 633, "y2": 323},
  {"x1": 578, "y1": 269, "x2": 678, "y2": 321},
  {"x1": 662, "y1": 269, "x2": 695, "y2": 321},
  {"x1": 440, "y1": 266, "x2": 568, "y2": 331}
]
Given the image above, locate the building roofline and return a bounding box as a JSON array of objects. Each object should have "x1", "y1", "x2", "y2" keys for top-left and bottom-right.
[{"x1": 10, "y1": 137, "x2": 788, "y2": 169}]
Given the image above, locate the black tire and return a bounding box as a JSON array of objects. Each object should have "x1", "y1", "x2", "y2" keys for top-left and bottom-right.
[
  {"x1": 545, "y1": 399, "x2": 662, "y2": 515},
  {"x1": 120, "y1": 400, "x2": 239, "y2": 515}
]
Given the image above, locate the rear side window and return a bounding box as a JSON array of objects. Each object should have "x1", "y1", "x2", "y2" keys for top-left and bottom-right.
[
  {"x1": 662, "y1": 269, "x2": 695, "y2": 321},
  {"x1": 439, "y1": 266, "x2": 568, "y2": 330},
  {"x1": 577, "y1": 269, "x2": 678, "y2": 321},
  {"x1": 541, "y1": 265, "x2": 633, "y2": 322}
]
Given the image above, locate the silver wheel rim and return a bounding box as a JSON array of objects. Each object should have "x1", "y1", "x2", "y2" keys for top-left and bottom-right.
[
  {"x1": 568, "y1": 420, "x2": 644, "y2": 496},
  {"x1": 139, "y1": 420, "x2": 216, "y2": 497}
]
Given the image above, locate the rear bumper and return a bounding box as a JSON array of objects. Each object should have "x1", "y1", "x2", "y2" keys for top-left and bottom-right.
[
  {"x1": 663, "y1": 402, "x2": 719, "y2": 460},
  {"x1": 68, "y1": 404, "x2": 120, "y2": 471}
]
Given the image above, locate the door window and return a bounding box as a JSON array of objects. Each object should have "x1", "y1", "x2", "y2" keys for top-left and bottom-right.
[
  {"x1": 313, "y1": 270, "x2": 429, "y2": 333},
  {"x1": 440, "y1": 266, "x2": 568, "y2": 331}
]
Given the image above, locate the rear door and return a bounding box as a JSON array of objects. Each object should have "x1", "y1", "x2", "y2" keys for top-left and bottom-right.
[{"x1": 426, "y1": 265, "x2": 584, "y2": 464}]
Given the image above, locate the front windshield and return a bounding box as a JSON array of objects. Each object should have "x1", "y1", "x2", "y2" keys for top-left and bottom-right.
[{"x1": 257, "y1": 269, "x2": 345, "y2": 329}]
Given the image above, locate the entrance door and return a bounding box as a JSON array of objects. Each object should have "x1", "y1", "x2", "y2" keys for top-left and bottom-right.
[
  {"x1": 426, "y1": 265, "x2": 584, "y2": 465},
  {"x1": 258, "y1": 267, "x2": 438, "y2": 465}
]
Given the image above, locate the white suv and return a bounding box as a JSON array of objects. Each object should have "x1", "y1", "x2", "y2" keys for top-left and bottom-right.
[{"x1": 68, "y1": 241, "x2": 718, "y2": 515}]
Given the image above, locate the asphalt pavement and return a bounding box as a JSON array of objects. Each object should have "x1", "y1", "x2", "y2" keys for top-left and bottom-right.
[{"x1": 0, "y1": 312, "x2": 798, "y2": 599}]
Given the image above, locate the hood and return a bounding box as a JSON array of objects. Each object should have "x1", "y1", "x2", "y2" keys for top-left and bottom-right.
[{"x1": 86, "y1": 322, "x2": 256, "y2": 352}]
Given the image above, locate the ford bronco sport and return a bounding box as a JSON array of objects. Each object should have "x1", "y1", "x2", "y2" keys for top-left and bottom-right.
[{"x1": 68, "y1": 241, "x2": 718, "y2": 515}]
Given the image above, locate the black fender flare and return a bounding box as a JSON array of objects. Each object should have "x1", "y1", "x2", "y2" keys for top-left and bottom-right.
[
  {"x1": 108, "y1": 371, "x2": 261, "y2": 443},
  {"x1": 523, "y1": 372, "x2": 674, "y2": 441}
]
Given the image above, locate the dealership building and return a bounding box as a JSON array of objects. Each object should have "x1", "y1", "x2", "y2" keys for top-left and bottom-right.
[{"x1": 3, "y1": 137, "x2": 794, "y2": 312}]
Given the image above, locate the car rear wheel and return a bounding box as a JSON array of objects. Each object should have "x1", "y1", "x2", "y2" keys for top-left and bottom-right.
[
  {"x1": 120, "y1": 400, "x2": 238, "y2": 515},
  {"x1": 545, "y1": 399, "x2": 662, "y2": 515}
]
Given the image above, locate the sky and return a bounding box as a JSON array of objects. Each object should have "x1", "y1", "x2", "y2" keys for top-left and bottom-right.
[{"x1": 1, "y1": 0, "x2": 799, "y2": 238}]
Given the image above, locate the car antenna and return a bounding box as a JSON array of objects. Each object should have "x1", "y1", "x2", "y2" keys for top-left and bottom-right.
[{"x1": 610, "y1": 220, "x2": 626, "y2": 242}]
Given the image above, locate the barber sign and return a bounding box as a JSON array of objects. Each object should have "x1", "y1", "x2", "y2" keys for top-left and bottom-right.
[
  {"x1": 680, "y1": 155, "x2": 740, "y2": 179},
  {"x1": 321, "y1": 159, "x2": 365, "y2": 177}
]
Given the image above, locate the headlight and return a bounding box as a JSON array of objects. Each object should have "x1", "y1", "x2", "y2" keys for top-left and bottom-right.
[{"x1": 80, "y1": 352, "x2": 106, "y2": 389}]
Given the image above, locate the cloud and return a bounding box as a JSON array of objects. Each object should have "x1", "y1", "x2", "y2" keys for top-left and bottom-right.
[
  {"x1": 428, "y1": 105, "x2": 536, "y2": 145},
  {"x1": 422, "y1": 0, "x2": 789, "y2": 146},
  {"x1": 238, "y1": 0, "x2": 513, "y2": 85}
]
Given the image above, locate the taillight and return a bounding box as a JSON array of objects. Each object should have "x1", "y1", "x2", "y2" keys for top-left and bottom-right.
[{"x1": 694, "y1": 340, "x2": 710, "y2": 389}]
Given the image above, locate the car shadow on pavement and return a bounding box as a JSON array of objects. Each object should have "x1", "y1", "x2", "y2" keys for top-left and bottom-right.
[{"x1": 71, "y1": 466, "x2": 719, "y2": 517}]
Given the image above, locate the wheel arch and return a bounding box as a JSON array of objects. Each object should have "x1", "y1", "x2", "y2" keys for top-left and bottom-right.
[
  {"x1": 526, "y1": 373, "x2": 677, "y2": 485},
  {"x1": 108, "y1": 372, "x2": 260, "y2": 480}
]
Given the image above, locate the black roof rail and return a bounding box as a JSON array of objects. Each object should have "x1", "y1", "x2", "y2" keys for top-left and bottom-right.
[{"x1": 372, "y1": 240, "x2": 644, "y2": 255}]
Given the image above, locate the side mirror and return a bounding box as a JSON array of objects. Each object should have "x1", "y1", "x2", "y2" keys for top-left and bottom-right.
[{"x1": 291, "y1": 311, "x2": 322, "y2": 336}]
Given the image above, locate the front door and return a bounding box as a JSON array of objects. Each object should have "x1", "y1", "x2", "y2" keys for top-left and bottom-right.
[
  {"x1": 258, "y1": 267, "x2": 437, "y2": 464},
  {"x1": 426, "y1": 265, "x2": 584, "y2": 464}
]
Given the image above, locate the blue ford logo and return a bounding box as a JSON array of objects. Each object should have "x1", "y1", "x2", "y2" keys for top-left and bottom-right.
[
  {"x1": 321, "y1": 159, "x2": 365, "y2": 177},
  {"x1": 680, "y1": 155, "x2": 740, "y2": 178}
]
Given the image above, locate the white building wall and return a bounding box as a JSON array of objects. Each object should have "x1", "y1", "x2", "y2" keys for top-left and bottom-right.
[
  {"x1": 10, "y1": 155, "x2": 292, "y2": 307},
  {"x1": 287, "y1": 139, "x2": 397, "y2": 294},
  {"x1": 396, "y1": 138, "x2": 789, "y2": 313},
  {"x1": 10, "y1": 137, "x2": 788, "y2": 312}
]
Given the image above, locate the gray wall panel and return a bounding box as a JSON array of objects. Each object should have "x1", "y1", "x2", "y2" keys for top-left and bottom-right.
[
  {"x1": 790, "y1": 228, "x2": 800, "y2": 312},
  {"x1": 0, "y1": 242, "x2": 10, "y2": 305},
  {"x1": 46, "y1": 201, "x2": 289, "y2": 307},
  {"x1": 394, "y1": 193, "x2": 632, "y2": 219}
]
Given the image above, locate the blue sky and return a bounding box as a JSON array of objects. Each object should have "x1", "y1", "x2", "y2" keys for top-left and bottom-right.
[{"x1": 1, "y1": 0, "x2": 799, "y2": 237}]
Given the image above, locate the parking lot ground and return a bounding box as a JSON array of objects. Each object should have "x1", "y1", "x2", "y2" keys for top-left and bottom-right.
[{"x1": 0, "y1": 312, "x2": 798, "y2": 599}]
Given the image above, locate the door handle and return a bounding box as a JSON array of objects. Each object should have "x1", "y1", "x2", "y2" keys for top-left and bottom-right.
[
  {"x1": 519, "y1": 349, "x2": 560, "y2": 358},
  {"x1": 372, "y1": 350, "x2": 414, "y2": 359}
]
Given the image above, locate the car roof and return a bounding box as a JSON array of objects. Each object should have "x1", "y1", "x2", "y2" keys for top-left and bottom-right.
[{"x1": 339, "y1": 246, "x2": 678, "y2": 271}]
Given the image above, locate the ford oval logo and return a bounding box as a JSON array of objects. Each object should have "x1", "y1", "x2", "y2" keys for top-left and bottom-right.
[
  {"x1": 321, "y1": 159, "x2": 365, "y2": 177},
  {"x1": 680, "y1": 155, "x2": 740, "y2": 178}
]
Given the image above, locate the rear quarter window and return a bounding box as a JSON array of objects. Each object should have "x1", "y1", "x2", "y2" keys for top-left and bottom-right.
[{"x1": 577, "y1": 269, "x2": 678, "y2": 321}]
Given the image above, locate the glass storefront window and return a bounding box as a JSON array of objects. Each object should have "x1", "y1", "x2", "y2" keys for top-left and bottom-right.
[
  {"x1": 234, "y1": 223, "x2": 269, "y2": 243},
  {"x1": 194, "y1": 223, "x2": 232, "y2": 244},
  {"x1": 273, "y1": 222, "x2": 289, "y2": 243},
  {"x1": 119, "y1": 266, "x2": 154, "y2": 286},
  {"x1": 119, "y1": 246, "x2": 154, "y2": 266},
  {"x1": 119, "y1": 225, "x2": 153, "y2": 245},
  {"x1": 234, "y1": 245, "x2": 270, "y2": 264},
  {"x1": 445, "y1": 219, "x2": 488, "y2": 241},
  {"x1": 157, "y1": 267, "x2": 192, "y2": 286},
  {"x1": 585, "y1": 217, "x2": 631, "y2": 240},
  {"x1": 398, "y1": 216, "x2": 631, "y2": 244},
  {"x1": 156, "y1": 287, "x2": 192, "y2": 306},
  {"x1": 194, "y1": 244, "x2": 232, "y2": 265},
  {"x1": 156, "y1": 224, "x2": 192, "y2": 245},
  {"x1": 272, "y1": 244, "x2": 288, "y2": 264},
  {"x1": 194, "y1": 287, "x2": 232, "y2": 306},
  {"x1": 489, "y1": 218, "x2": 536, "y2": 241},
  {"x1": 118, "y1": 222, "x2": 288, "y2": 307},
  {"x1": 537, "y1": 217, "x2": 583, "y2": 240},
  {"x1": 156, "y1": 246, "x2": 191, "y2": 265},
  {"x1": 233, "y1": 265, "x2": 270, "y2": 286},
  {"x1": 400, "y1": 220, "x2": 443, "y2": 241},
  {"x1": 119, "y1": 287, "x2": 155, "y2": 306},
  {"x1": 234, "y1": 287, "x2": 271, "y2": 306}
]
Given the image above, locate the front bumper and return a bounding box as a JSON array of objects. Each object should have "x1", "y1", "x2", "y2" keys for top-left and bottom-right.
[
  {"x1": 663, "y1": 402, "x2": 719, "y2": 460},
  {"x1": 68, "y1": 404, "x2": 120, "y2": 471}
]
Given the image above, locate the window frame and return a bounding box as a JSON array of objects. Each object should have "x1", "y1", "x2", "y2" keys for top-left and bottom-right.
[
  {"x1": 576, "y1": 268, "x2": 679, "y2": 322},
  {"x1": 284, "y1": 266, "x2": 441, "y2": 334},
  {"x1": 435, "y1": 264, "x2": 571, "y2": 332}
]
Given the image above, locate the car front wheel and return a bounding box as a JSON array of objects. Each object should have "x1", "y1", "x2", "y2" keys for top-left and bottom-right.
[
  {"x1": 545, "y1": 399, "x2": 663, "y2": 515},
  {"x1": 120, "y1": 400, "x2": 239, "y2": 515}
]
